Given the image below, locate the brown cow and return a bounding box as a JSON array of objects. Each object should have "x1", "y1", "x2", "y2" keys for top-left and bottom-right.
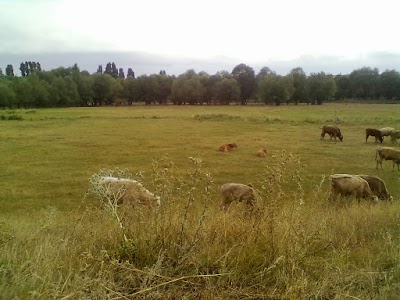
[
  {"x1": 329, "y1": 174, "x2": 378, "y2": 202},
  {"x1": 357, "y1": 175, "x2": 392, "y2": 201},
  {"x1": 256, "y1": 148, "x2": 268, "y2": 157},
  {"x1": 375, "y1": 147, "x2": 400, "y2": 170},
  {"x1": 366, "y1": 128, "x2": 383, "y2": 143},
  {"x1": 320, "y1": 125, "x2": 343, "y2": 142},
  {"x1": 218, "y1": 143, "x2": 238, "y2": 152},
  {"x1": 220, "y1": 183, "x2": 257, "y2": 211}
]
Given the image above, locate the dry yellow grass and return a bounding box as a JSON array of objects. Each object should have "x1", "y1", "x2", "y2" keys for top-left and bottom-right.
[{"x1": 1, "y1": 104, "x2": 400, "y2": 299}]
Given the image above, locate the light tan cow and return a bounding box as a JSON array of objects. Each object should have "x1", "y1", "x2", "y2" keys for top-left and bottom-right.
[
  {"x1": 220, "y1": 183, "x2": 257, "y2": 211},
  {"x1": 375, "y1": 147, "x2": 400, "y2": 170},
  {"x1": 390, "y1": 130, "x2": 400, "y2": 144},
  {"x1": 329, "y1": 174, "x2": 378, "y2": 202},
  {"x1": 256, "y1": 148, "x2": 268, "y2": 157},
  {"x1": 99, "y1": 176, "x2": 161, "y2": 207}
]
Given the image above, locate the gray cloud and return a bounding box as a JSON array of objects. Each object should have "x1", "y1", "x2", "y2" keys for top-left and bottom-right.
[{"x1": 1, "y1": 51, "x2": 400, "y2": 76}]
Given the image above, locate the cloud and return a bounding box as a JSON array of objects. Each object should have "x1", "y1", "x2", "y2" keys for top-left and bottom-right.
[{"x1": 1, "y1": 51, "x2": 400, "y2": 77}]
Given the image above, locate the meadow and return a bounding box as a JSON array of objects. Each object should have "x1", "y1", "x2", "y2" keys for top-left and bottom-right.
[{"x1": 0, "y1": 104, "x2": 400, "y2": 299}]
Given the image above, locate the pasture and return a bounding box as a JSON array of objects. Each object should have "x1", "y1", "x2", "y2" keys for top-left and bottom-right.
[{"x1": 1, "y1": 104, "x2": 400, "y2": 299}]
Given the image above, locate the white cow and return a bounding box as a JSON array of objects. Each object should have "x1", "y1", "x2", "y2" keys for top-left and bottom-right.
[
  {"x1": 220, "y1": 183, "x2": 257, "y2": 211},
  {"x1": 99, "y1": 176, "x2": 161, "y2": 207}
]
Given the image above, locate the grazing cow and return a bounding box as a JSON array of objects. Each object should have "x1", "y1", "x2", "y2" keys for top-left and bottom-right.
[
  {"x1": 379, "y1": 127, "x2": 395, "y2": 139},
  {"x1": 256, "y1": 148, "x2": 268, "y2": 157},
  {"x1": 220, "y1": 183, "x2": 257, "y2": 211},
  {"x1": 357, "y1": 175, "x2": 392, "y2": 201},
  {"x1": 320, "y1": 125, "x2": 343, "y2": 142},
  {"x1": 218, "y1": 143, "x2": 238, "y2": 152},
  {"x1": 365, "y1": 128, "x2": 383, "y2": 143},
  {"x1": 375, "y1": 147, "x2": 400, "y2": 170},
  {"x1": 390, "y1": 130, "x2": 400, "y2": 144},
  {"x1": 99, "y1": 176, "x2": 161, "y2": 207},
  {"x1": 329, "y1": 174, "x2": 378, "y2": 202}
]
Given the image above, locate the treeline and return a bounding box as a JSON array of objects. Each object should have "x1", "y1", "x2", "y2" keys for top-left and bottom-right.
[{"x1": 0, "y1": 62, "x2": 399, "y2": 108}]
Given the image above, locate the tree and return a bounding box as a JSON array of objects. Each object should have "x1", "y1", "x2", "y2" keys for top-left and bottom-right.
[
  {"x1": 118, "y1": 68, "x2": 125, "y2": 79},
  {"x1": 127, "y1": 68, "x2": 135, "y2": 78},
  {"x1": 20, "y1": 62, "x2": 27, "y2": 77},
  {"x1": 258, "y1": 73, "x2": 294, "y2": 105},
  {"x1": 26, "y1": 73, "x2": 51, "y2": 107},
  {"x1": 334, "y1": 75, "x2": 351, "y2": 100},
  {"x1": 97, "y1": 65, "x2": 103, "y2": 73},
  {"x1": 307, "y1": 72, "x2": 336, "y2": 105},
  {"x1": 0, "y1": 81, "x2": 17, "y2": 108},
  {"x1": 212, "y1": 78, "x2": 240, "y2": 105},
  {"x1": 92, "y1": 73, "x2": 114, "y2": 105},
  {"x1": 170, "y1": 73, "x2": 206, "y2": 105},
  {"x1": 349, "y1": 67, "x2": 379, "y2": 99},
  {"x1": 232, "y1": 63, "x2": 256, "y2": 105},
  {"x1": 104, "y1": 62, "x2": 118, "y2": 78},
  {"x1": 379, "y1": 70, "x2": 400, "y2": 100},
  {"x1": 0, "y1": 68, "x2": 3, "y2": 76},
  {"x1": 5, "y1": 65, "x2": 14, "y2": 77},
  {"x1": 289, "y1": 67, "x2": 307, "y2": 104}
]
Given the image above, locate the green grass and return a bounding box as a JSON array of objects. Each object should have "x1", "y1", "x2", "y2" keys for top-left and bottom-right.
[{"x1": 1, "y1": 104, "x2": 400, "y2": 299}]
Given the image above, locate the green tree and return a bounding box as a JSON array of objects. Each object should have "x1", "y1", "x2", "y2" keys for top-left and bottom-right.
[
  {"x1": 334, "y1": 75, "x2": 351, "y2": 100},
  {"x1": 0, "y1": 81, "x2": 17, "y2": 108},
  {"x1": 212, "y1": 78, "x2": 240, "y2": 105},
  {"x1": 258, "y1": 73, "x2": 294, "y2": 105},
  {"x1": 26, "y1": 73, "x2": 50, "y2": 107},
  {"x1": 379, "y1": 70, "x2": 400, "y2": 100},
  {"x1": 289, "y1": 67, "x2": 307, "y2": 104},
  {"x1": 307, "y1": 72, "x2": 336, "y2": 105},
  {"x1": 5, "y1": 65, "x2": 14, "y2": 77},
  {"x1": 232, "y1": 63, "x2": 256, "y2": 105},
  {"x1": 92, "y1": 73, "x2": 114, "y2": 105},
  {"x1": 349, "y1": 67, "x2": 379, "y2": 99},
  {"x1": 170, "y1": 73, "x2": 205, "y2": 105}
]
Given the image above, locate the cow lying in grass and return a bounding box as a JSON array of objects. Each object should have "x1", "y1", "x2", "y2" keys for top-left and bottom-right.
[
  {"x1": 256, "y1": 148, "x2": 268, "y2": 157},
  {"x1": 99, "y1": 176, "x2": 161, "y2": 207},
  {"x1": 218, "y1": 143, "x2": 238, "y2": 152},
  {"x1": 329, "y1": 174, "x2": 378, "y2": 202},
  {"x1": 220, "y1": 183, "x2": 257, "y2": 211}
]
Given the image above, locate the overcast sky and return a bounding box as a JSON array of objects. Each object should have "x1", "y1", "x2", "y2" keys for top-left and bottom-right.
[{"x1": 1, "y1": 0, "x2": 400, "y2": 76}]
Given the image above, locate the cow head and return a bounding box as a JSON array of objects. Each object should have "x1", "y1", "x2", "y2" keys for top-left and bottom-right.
[{"x1": 339, "y1": 135, "x2": 343, "y2": 141}]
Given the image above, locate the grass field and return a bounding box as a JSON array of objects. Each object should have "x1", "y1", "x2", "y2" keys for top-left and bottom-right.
[{"x1": 1, "y1": 104, "x2": 400, "y2": 299}]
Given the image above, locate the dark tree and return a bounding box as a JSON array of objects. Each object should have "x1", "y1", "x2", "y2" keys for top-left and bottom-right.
[
  {"x1": 127, "y1": 68, "x2": 135, "y2": 78},
  {"x1": 118, "y1": 68, "x2": 125, "y2": 79},
  {"x1": 289, "y1": 67, "x2": 308, "y2": 104},
  {"x1": 232, "y1": 63, "x2": 256, "y2": 105},
  {"x1": 20, "y1": 62, "x2": 27, "y2": 77},
  {"x1": 5, "y1": 64, "x2": 14, "y2": 77},
  {"x1": 97, "y1": 65, "x2": 103, "y2": 73}
]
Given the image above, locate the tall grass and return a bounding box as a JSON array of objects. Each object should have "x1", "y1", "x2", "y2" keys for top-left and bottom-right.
[
  {"x1": 1, "y1": 104, "x2": 400, "y2": 298},
  {"x1": 2, "y1": 152, "x2": 400, "y2": 299}
]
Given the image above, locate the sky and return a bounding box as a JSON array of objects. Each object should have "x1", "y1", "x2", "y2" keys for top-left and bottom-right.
[{"x1": 1, "y1": 0, "x2": 400, "y2": 76}]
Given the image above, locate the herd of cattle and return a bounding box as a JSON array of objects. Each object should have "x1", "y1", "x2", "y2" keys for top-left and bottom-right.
[{"x1": 95, "y1": 125, "x2": 399, "y2": 211}]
